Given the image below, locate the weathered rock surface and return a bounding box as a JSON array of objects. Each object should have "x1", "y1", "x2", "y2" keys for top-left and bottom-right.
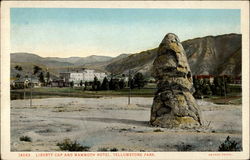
[{"x1": 150, "y1": 33, "x2": 202, "y2": 128}]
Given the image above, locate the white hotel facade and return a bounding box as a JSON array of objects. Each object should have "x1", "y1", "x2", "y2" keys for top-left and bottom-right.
[{"x1": 59, "y1": 69, "x2": 107, "y2": 86}]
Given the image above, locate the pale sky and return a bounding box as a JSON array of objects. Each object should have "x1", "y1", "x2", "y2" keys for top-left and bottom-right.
[{"x1": 11, "y1": 8, "x2": 240, "y2": 58}]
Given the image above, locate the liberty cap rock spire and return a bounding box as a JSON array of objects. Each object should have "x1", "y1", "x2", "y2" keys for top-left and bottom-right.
[{"x1": 150, "y1": 33, "x2": 202, "y2": 128}]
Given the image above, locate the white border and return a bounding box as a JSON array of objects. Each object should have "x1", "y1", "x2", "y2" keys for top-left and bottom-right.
[{"x1": 1, "y1": 1, "x2": 249, "y2": 160}]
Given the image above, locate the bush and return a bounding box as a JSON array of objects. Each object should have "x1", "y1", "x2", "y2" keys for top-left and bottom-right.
[
  {"x1": 153, "y1": 129, "x2": 164, "y2": 132},
  {"x1": 57, "y1": 139, "x2": 90, "y2": 151},
  {"x1": 20, "y1": 136, "x2": 32, "y2": 142},
  {"x1": 175, "y1": 142, "x2": 193, "y2": 151},
  {"x1": 218, "y1": 136, "x2": 241, "y2": 151},
  {"x1": 133, "y1": 72, "x2": 145, "y2": 89},
  {"x1": 110, "y1": 148, "x2": 118, "y2": 152},
  {"x1": 98, "y1": 147, "x2": 118, "y2": 152}
]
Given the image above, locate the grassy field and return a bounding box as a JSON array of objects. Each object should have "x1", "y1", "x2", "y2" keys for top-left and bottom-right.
[
  {"x1": 11, "y1": 84, "x2": 241, "y2": 105},
  {"x1": 11, "y1": 87, "x2": 156, "y2": 100}
]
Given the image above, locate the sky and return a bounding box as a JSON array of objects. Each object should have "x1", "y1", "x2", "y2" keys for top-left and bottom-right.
[{"x1": 11, "y1": 8, "x2": 240, "y2": 58}]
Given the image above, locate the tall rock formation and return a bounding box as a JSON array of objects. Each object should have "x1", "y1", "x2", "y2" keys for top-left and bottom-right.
[{"x1": 150, "y1": 33, "x2": 202, "y2": 128}]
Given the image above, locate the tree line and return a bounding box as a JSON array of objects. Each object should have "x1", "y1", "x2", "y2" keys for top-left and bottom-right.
[
  {"x1": 13, "y1": 65, "x2": 51, "y2": 87},
  {"x1": 82, "y1": 72, "x2": 146, "y2": 91},
  {"x1": 193, "y1": 76, "x2": 233, "y2": 98}
]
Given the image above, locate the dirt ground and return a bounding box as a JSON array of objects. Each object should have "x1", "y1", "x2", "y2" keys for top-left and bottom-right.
[{"x1": 11, "y1": 97, "x2": 242, "y2": 151}]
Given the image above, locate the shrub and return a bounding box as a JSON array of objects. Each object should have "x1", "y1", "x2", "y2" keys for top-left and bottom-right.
[
  {"x1": 218, "y1": 136, "x2": 241, "y2": 151},
  {"x1": 98, "y1": 147, "x2": 118, "y2": 152},
  {"x1": 133, "y1": 72, "x2": 145, "y2": 89},
  {"x1": 175, "y1": 142, "x2": 193, "y2": 151},
  {"x1": 57, "y1": 139, "x2": 90, "y2": 151},
  {"x1": 20, "y1": 136, "x2": 32, "y2": 142},
  {"x1": 153, "y1": 129, "x2": 164, "y2": 132},
  {"x1": 110, "y1": 148, "x2": 118, "y2": 152}
]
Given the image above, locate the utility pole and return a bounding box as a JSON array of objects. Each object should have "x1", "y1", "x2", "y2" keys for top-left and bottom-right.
[
  {"x1": 128, "y1": 69, "x2": 131, "y2": 105},
  {"x1": 30, "y1": 73, "x2": 32, "y2": 107},
  {"x1": 24, "y1": 87, "x2": 26, "y2": 99},
  {"x1": 223, "y1": 75, "x2": 227, "y2": 99},
  {"x1": 23, "y1": 77, "x2": 26, "y2": 100}
]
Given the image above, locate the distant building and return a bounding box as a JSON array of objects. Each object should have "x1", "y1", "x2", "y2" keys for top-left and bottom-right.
[
  {"x1": 193, "y1": 75, "x2": 214, "y2": 83},
  {"x1": 51, "y1": 79, "x2": 68, "y2": 87},
  {"x1": 234, "y1": 76, "x2": 241, "y2": 84},
  {"x1": 12, "y1": 78, "x2": 41, "y2": 89},
  {"x1": 82, "y1": 69, "x2": 106, "y2": 82},
  {"x1": 193, "y1": 75, "x2": 242, "y2": 84},
  {"x1": 59, "y1": 69, "x2": 107, "y2": 86}
]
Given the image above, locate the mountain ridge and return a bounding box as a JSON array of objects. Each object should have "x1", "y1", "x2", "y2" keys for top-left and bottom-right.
[
  {"x1": 11, "y1": 33, "x2": 241, "y2": 78},
  {"x1": 106, "y1": 33, "x2": 241, "y2": 76}
]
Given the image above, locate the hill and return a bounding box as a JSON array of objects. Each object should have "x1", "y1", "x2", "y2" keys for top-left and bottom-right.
[
  {"x1": 105, "y1": 33, "x2": 242, "y2": 76},
  {"x1": 10, "y1": 53, "x2": 129, "y2": 78},
  {"x1": 11, "y1": 33, "x2": 242, "y2": 79}
]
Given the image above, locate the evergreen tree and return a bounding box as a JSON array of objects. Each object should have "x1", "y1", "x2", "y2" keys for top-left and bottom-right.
[
  {"x1": 38, "y1": 72, "x2": 45, "y2": 83},
  {"x1": 84, "y1": 81, "x2": 88, "y2": 90},
  {"x1": 14, "y1": 65, "x2": 23, "y2": 71},
  {"x1": 109, "y1": 78, "x2": 114, "y2": 90},
  {"x1": 16, "y1": 73, "x2": 21, "y2": 79},
  {"x1": 202, "y1": 79, "x2": 212, "y2": 96},
  {"x1": 14, "y1": 65, "x2": 23, "y2": 79},
  {"x1": 113, "y1": 79, "x2": 120, "y2": 90},
  {"x1": 133, "y1": 72, "x2": 145, "y2": 89},
  {"x1": 213, "y1": 76, "x2": 221, "y2": 96},
  {"x1": 92, "y1": 76, "x2": 100, "y2": 91},
  {"x1": 101, "y1": 77, "x2": 109, "y2": 90},
  {"x1": 46, "y1": 72, "x2": 50, "y2": 84},
  {"x1": 129, "y1": 78, "x2": 135, "y2": 89},
  {"x1": 70, "y1": 81, "x2": 74, "y2": 88},
  {"x1": 224, "y1": 76, "x2": 231, "y2": 93},
  {"x1": 213, "y1": 76, "x2": 228, "y2": 96},
  {"x1": 119, "y1": 79, "x2": 125, "y2": 89},
  {"x1": 33, "y1": 65, "x2": 42, "y2": 75},
  {"x1": 193, "y1": 76, "x2": 203, "y2": 99},
  {"x1": 97, "y1": 81, "x2": 101, "y2": 90},
  {"x1": 220, "y1": 76, "x2": 227, "y2": 96}
]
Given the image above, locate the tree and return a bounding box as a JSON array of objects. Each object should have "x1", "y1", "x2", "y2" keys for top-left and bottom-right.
[
  {"x1": 201, "y1": 79, "x2": 212, "y2": 96},
  {"x1": 46, "y1": 71, "x2": 50, "y2": 84},
  {"x1": 33, "y1": 65, "x2": 42, "y2": 75},
  {"x1": 16, "y1": 73, "x2": 21, "y2": 79},
  {"x1": 224, "y1": 76, "x2": 231, "y2": 93},
  {"x1": 212, "y1": 76, "x2": 228, "y2": 96},
  {"x1": 92, "y1": 76, "x2": 101, "y2": 91},
  {"x1": 84, "y1": 81, "x2": 88, "y2": 90},
  {"x1": 14, "y1": 65, "x2": 23, "y2": 79},
  {"x1": 15, "y1": 65, "x2": 23, "y2": 71},
  {"x1": 119, "y1": 79, "x2": 125, "y2": 89},
  {"x1": 38, "y1": 72, "x2": 45, "y2": 83},
  {"x1": 133, "y1": 72, "x2": 145, "y2": 89},
  {"x1": 97, "y1": 81, "x2": 101, "y2": 90},
  {"x1": 70, "y1": 81, "x2": 74, "y2": 88},
  {"x1": 193, "y1": 76, "x2": 203, "y2": 99},
  {"x1": 101, "y1": 77, "x2": 109, "y2": 90},
  {"x1": 113, "y1": 79, "x2": 120, "y2": 90},
  {"x1": 80, "y1": 80, "x2": 83, "y2": 87},
  {"x1": 128, "y1": 77, "x2": 135, "y2": 89},
  {"x1": 109, "y1": 78, "x2": 114, "y2": 90},
  {"x1": 212, "y1": 76, "x2": 220, "y2": 95}
]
